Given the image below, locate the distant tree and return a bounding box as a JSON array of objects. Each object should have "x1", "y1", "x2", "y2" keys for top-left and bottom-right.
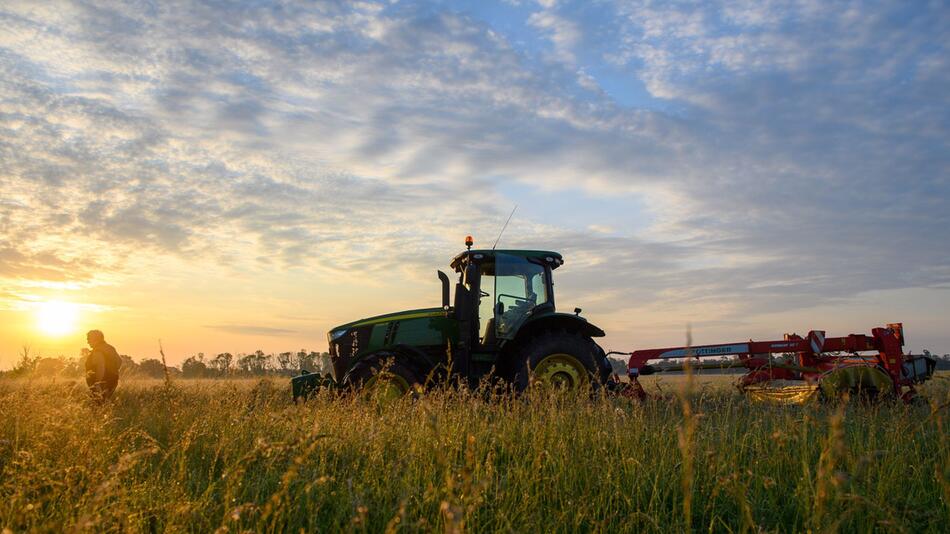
[
  {"x1": 9, "y1": 352, "x2": 84, "y2": 378},
  {"x1": 236, "y1": 351, "x2": 270, "y2": 375},
  {"x1": 297, "y1": 350, "x2": 316, "y2": 372},
  {"x1": 12, "y1": 345, "x2": 38, "y2": 375},
  {"x1": 118, "y1": 355, "x2": 138, "y2": 376},
  {"x1": 61, "y1": 356, "x2": 82, "y2": 377},
  {"x1": 921, "y1": 350, "x2": 950, "y2": 370},
  {"x1": 236, "y1": 353, "x2": 253, "y2": 374},
  {"x1": 33, "y1": 357, "x2": 66, "y2": 376},
  {"x1": 182, "y1": 355, "x2": 209, "y2": 378},
  {"x1": 253, "y1": 350, "x2": 270, "y2": 373},
  {"x1": 138, "y1": 358, "x2": 168, "y2": 379},
  {"x1": 319, "y1": 352, "x2": 331, "y2": 374},
  {"x1": 277, "y1": 352, "x2": 293, "y2": 372},
  {"x1": 211, "y1": 353, "x2": 233, "y2": 376}
]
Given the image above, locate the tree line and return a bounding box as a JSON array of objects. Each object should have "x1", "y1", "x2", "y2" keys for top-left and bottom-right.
[
  {"x1": 178, "y1": 350, "x2": 332, "y2": 378},
  {"x1": 7, "y1": 347, "x2": 950, "y2": 379},
  {"x1": 3, "y1": 346, "x2": 332, "y2": 379}
]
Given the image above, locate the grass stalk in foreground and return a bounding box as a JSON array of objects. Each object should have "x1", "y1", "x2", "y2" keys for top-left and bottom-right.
[{"x1": 0, "y1": 374, "x2": 947, "y2": 532}]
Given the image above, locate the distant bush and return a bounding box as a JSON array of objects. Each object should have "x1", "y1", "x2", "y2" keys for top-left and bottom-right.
[
  {"x1": 181, "y1": 355, "x2": 209, "y2": 378},
  {"x1": 138, "y1": 358, "x2": 169, "y2": 379}
]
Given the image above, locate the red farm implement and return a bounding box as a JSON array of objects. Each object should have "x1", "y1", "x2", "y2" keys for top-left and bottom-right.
[{"x1": 610, "y1": 323, "x2": 937, "y2": 404}]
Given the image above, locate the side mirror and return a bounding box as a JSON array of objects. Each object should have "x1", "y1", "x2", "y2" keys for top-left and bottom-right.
[{"x1": 438, "y1": 270, "x2": 450, "y2": 310}]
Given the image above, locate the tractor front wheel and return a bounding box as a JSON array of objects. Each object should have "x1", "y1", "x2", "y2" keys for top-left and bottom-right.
[
  {"x1": 513, "y1": 330, "x2": 607, "y2": 392},
  {"x1": 343, "y1": 353, "x2": 421, "y2": 403}
]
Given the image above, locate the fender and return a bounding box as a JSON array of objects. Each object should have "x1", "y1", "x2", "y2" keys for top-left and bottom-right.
[
  {"x1": 518, "y1": 311, "x2": 606, "y2": 339},
  {"x1": 392, "y1": 344, "x2": 438, "y2": 373},
  {"x1": 346, "y1": 346, "x2": 436, "y2": 381}
]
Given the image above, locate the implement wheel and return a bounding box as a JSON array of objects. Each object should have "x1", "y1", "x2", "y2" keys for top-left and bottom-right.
[
  {"x1": 343, "y1": 353, "x2": 421, "y2": 403},
  {"x1": 513, "y1": 330, "x2": 607, "y2": 392}
]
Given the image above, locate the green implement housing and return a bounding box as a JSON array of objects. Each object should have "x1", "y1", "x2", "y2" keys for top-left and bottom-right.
[{"x1": 292, "y1": 247, "x2": 613, "y2": 400}]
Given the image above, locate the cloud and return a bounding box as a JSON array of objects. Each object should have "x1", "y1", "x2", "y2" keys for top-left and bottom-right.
[
  {"x1": 528, "y1": 8, "x2": 580, "y2": 63},
  {"x1": 203, "y1": 324, "x2": 298, "y2": 336},
  {"x1": 0, "y1": 0, "x2": 947, "y2": 333}
]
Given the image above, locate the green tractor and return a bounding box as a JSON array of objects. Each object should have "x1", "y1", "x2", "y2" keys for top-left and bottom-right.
[{"x1": 292, "y1": 240, "x2": 613, "y2": 401}]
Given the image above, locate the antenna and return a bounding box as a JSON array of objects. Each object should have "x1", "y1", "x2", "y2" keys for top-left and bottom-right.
[{"x1": 492, "y1": 205, "x2": 517, "y2": 250}]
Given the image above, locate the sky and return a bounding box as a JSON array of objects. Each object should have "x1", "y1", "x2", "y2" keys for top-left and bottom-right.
[{"x1": 1, "y1": 0, "x2": 948, "y2": 368}]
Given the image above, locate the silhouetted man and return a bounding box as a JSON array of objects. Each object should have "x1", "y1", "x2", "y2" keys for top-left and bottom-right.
[{"x1": 85, "y1": 330, "x2": 120, "y2": 400}]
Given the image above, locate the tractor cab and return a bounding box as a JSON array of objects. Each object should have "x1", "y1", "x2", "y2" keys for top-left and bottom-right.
[{"x1": 448, "y1": 249, "x2": 563, "y2": 351}]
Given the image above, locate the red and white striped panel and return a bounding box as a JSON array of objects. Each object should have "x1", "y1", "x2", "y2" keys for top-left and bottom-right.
[{"x1": 807, "y1": 330, "x2": 826, "y2": 354}]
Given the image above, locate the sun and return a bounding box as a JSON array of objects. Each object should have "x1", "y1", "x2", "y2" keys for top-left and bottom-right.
[{"x1": 34, "y1": 300, "x2": 80, "y2": 337}]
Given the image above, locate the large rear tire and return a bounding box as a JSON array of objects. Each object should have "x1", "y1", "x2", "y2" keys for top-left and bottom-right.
[
  {"x1": 512, "y1": 330, "x2": 608, "y2": 392},
  {"x1": 343, "y1": 353, "x2": 422, "y2": 403}
]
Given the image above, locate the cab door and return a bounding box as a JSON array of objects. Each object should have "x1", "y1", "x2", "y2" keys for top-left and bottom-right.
[{"x1": 494, "y1": 254, "x2": 551, "y2": 341}]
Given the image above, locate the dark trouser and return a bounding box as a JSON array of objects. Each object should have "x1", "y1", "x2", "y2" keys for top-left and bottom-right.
[{"x1": 87, "y1": 374, "x2": 119, "y2": 400}]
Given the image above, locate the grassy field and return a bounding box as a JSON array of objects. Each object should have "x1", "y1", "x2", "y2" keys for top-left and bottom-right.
[{"x1": 1, "y1": 373, "x2": 948, "y2": 533}]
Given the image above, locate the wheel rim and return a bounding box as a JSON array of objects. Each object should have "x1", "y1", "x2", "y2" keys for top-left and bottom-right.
[
  {"x1": 532, "y1": 353, "x2": 588, "y2": 390},
  {"x1": 364, "y1": 372, "x2": 411, "y2": 402}
]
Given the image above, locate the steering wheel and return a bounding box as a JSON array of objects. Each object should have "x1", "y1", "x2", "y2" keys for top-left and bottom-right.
[{"x1": 497, "y1": 293, "x2": 529, "y2": 304}]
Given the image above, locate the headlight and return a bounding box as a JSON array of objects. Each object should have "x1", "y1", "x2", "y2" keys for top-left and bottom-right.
[{"x1": 328, "y1": 329, "x2": 348, "y2": 343}]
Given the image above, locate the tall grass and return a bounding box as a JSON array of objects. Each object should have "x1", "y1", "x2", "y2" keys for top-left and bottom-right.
[{"x1": 0, "y1": 374, "x2": 947, "y2": 532}]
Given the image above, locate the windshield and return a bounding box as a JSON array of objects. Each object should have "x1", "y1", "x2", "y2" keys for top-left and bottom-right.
[{"x1": 494, "y1": 254, "x2": 550, "y2": 339}]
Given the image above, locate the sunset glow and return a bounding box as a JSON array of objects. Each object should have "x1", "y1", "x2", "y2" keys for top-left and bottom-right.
[{"x1": 34, "y1": 301, "x2": 80, "y2": 338}]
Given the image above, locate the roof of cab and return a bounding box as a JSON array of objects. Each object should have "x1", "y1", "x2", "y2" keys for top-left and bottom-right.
[{"x1": 450, "y1": 249, "x2": 564, "y2": 271}]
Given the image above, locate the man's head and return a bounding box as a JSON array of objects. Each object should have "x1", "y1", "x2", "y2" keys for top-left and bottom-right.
[{"x1": 86, "y1": 329, "x2": 105, "y2": 347}]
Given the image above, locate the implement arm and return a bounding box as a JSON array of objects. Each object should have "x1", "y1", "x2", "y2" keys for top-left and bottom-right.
[{"x1": 617, "y1": 323, "x2": 930, "y2": 397}]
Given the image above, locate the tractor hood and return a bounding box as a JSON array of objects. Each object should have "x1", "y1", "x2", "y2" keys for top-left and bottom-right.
[
  {"x1": 326, "y1": 307, "x2": 455, "y2": 383},
  {"x1": 326, "y1": 307, "x2": 450, "y2": 354},
  {"x1": 328, "y1": 307, "x2": 447, "y2": 338}
]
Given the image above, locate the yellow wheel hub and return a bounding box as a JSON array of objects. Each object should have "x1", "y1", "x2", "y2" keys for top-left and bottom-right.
[
  {"x1": 532, "y1": 353, "x2": 588, "y2": 390},
  {"x1": 363, "y1": 373, "x2": 411, "y2": 403}
]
